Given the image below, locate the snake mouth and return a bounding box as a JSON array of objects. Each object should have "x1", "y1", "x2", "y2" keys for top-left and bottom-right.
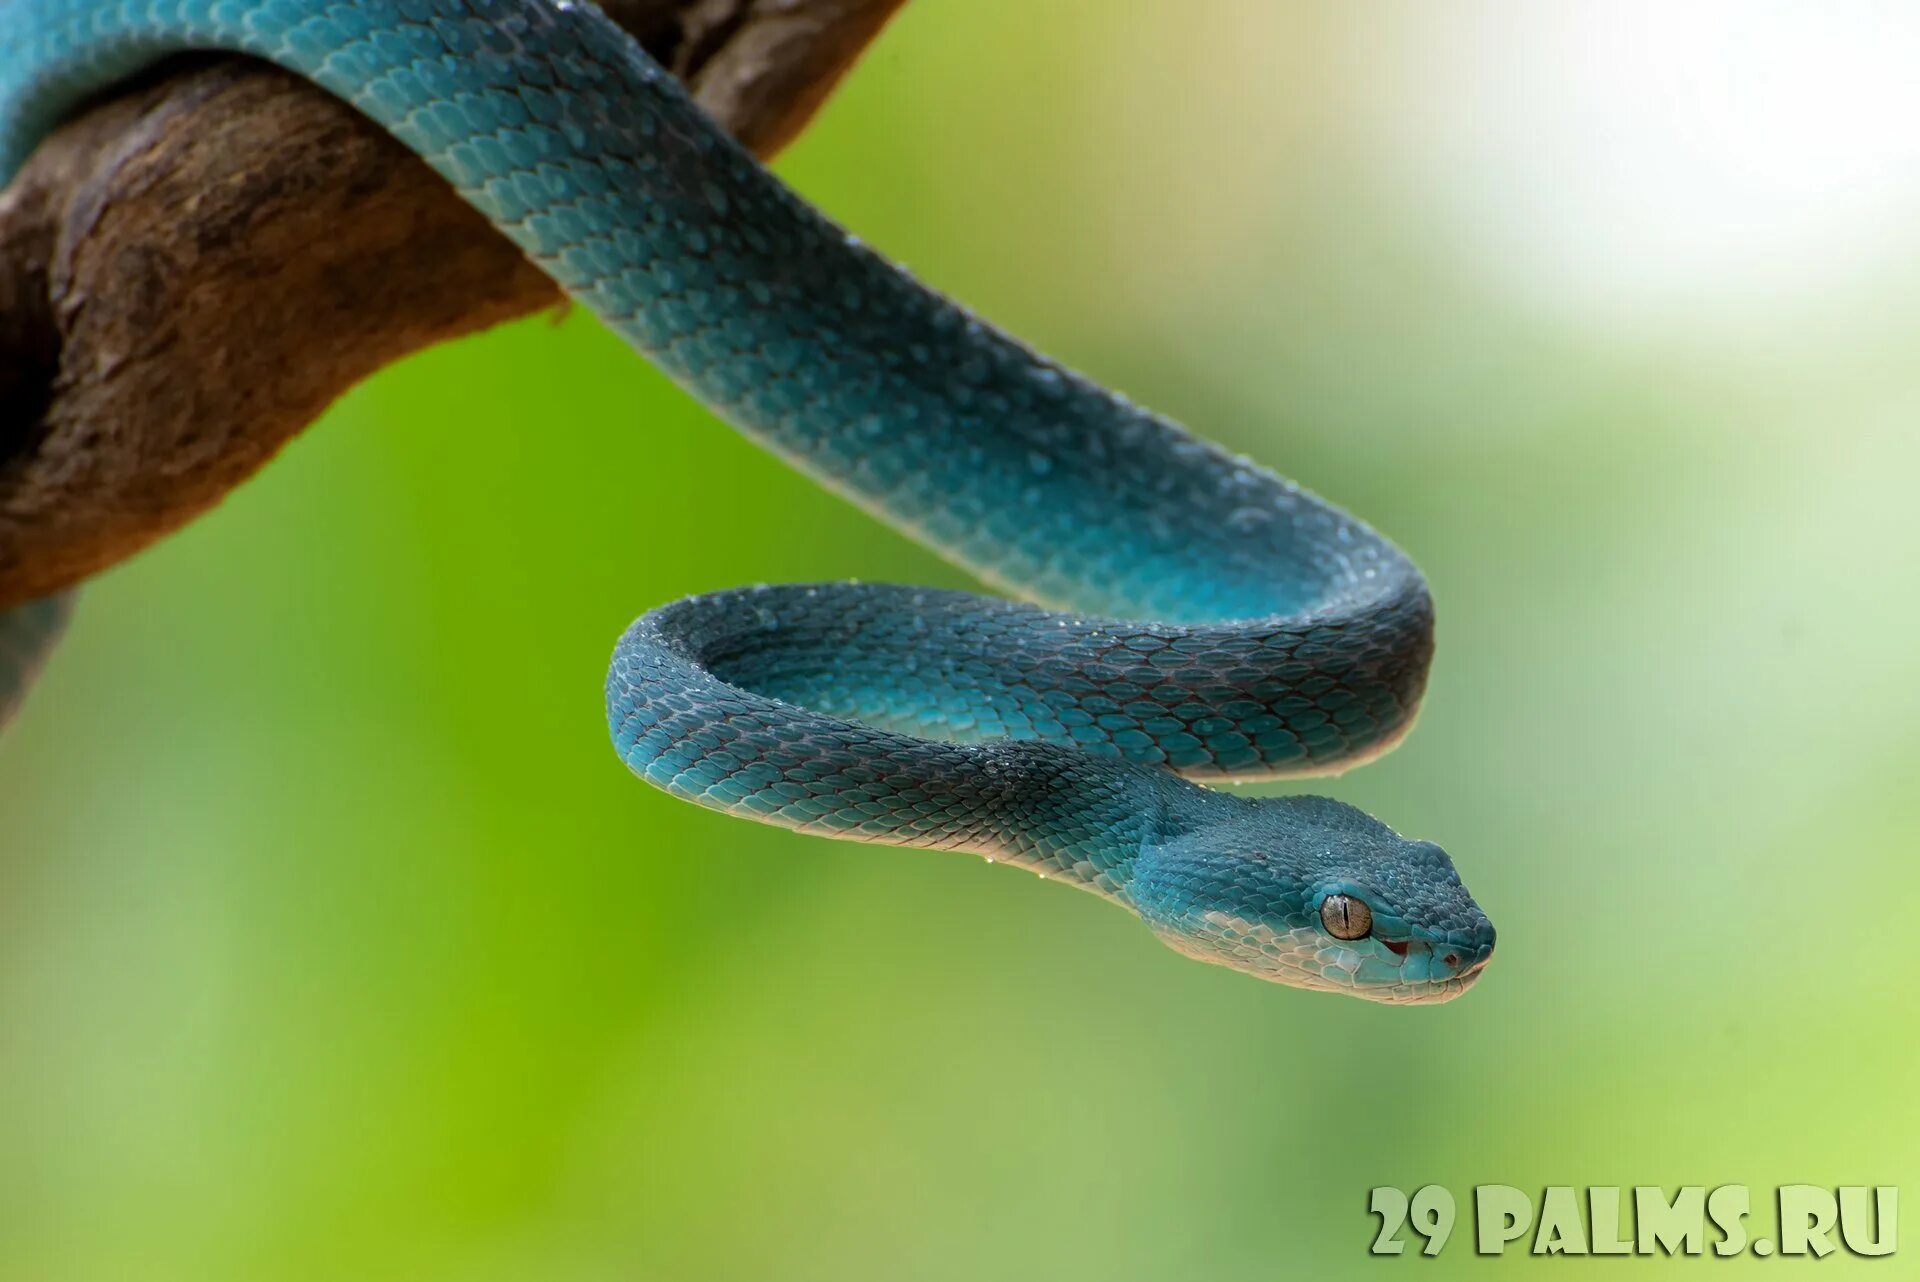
[{"x1": 1379, "y1": 937, "x2": 1476, "y2": 971}]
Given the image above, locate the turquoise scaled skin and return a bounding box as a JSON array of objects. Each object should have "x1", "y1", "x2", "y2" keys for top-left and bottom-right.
[{"x1": 1, "y1": 0, "x2": 1493, "y2": 1001}]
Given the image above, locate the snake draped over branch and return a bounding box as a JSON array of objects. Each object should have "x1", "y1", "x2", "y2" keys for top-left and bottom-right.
[{"x1": 0, "y1": 0, "x2": 1495, "y2": 1002}]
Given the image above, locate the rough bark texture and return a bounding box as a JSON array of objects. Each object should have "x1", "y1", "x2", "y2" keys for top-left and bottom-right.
[{"x1": 0, "y1": 0, "x2": 905, "y2": 610}]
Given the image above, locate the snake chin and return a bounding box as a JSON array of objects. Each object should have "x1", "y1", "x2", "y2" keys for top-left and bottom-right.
[{"x1": 1123, "y1": 793, "x2": 1495, "y2": 1004}]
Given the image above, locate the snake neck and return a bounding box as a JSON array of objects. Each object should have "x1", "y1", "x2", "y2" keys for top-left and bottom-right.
[{"x1": 975, "y1": 742, "x2": 1233, "y2": 904}]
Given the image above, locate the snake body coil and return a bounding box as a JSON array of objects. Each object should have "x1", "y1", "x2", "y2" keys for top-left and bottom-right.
[{"x1": 1, "y1": 0, "x2": 1494, "y2": 1001}]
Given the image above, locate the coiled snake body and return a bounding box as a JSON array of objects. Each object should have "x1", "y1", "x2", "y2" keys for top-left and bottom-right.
[{"x1": 1, "y1": 0, "x2": 1494, "y2": 1002}]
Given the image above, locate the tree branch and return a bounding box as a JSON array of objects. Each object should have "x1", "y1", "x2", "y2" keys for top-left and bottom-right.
[{"x1": 0, "y1": 0, "x2": 904, "y2": 610}]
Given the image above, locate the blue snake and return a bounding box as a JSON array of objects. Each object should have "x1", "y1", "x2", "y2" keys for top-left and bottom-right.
[{"x1": 0, "y1": 0, "x2": 1495, "y2": 1002}]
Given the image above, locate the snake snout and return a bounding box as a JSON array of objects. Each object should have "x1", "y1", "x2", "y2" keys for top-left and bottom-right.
[
  {"x1": 1435, "y1": 930, "x2": 1496, "y2": 983},
  {"x1": 1372, "y1": 922, "x2": 1494, "y2": 995}
]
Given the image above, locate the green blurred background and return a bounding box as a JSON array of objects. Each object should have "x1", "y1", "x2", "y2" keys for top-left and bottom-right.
[{"x1": 4, "y1": 1, "x2": 1918, "y2": 1277}]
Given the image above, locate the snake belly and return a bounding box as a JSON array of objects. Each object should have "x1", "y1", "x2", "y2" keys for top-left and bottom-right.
[{"x1": 0, "y1": 0, "x2": 1495, "y2": 1002}]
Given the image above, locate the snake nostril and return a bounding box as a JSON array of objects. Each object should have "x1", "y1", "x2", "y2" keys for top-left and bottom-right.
[{"x1": 1442, "y1": 952, "x2": 1460, "y2": 968}]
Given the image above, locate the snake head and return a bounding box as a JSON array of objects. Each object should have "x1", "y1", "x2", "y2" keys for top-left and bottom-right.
[{"x1": 1127, "y1": 794, "x2": 1494, "y2": 1004}]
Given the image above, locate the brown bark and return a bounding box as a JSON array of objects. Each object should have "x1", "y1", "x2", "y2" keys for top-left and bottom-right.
[{"x1": 0, "y1": 0, "x2": 905, "y2": 610}]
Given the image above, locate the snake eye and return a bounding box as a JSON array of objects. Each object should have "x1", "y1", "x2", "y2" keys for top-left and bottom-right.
[{"x1": 1320, "y1": 894, "x2": 1373, "y2": 941}]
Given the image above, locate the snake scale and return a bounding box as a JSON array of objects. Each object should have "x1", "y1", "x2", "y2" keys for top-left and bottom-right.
[{"x1": 0, "y1": 0, "x2": 1494, "y2": 1002}]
